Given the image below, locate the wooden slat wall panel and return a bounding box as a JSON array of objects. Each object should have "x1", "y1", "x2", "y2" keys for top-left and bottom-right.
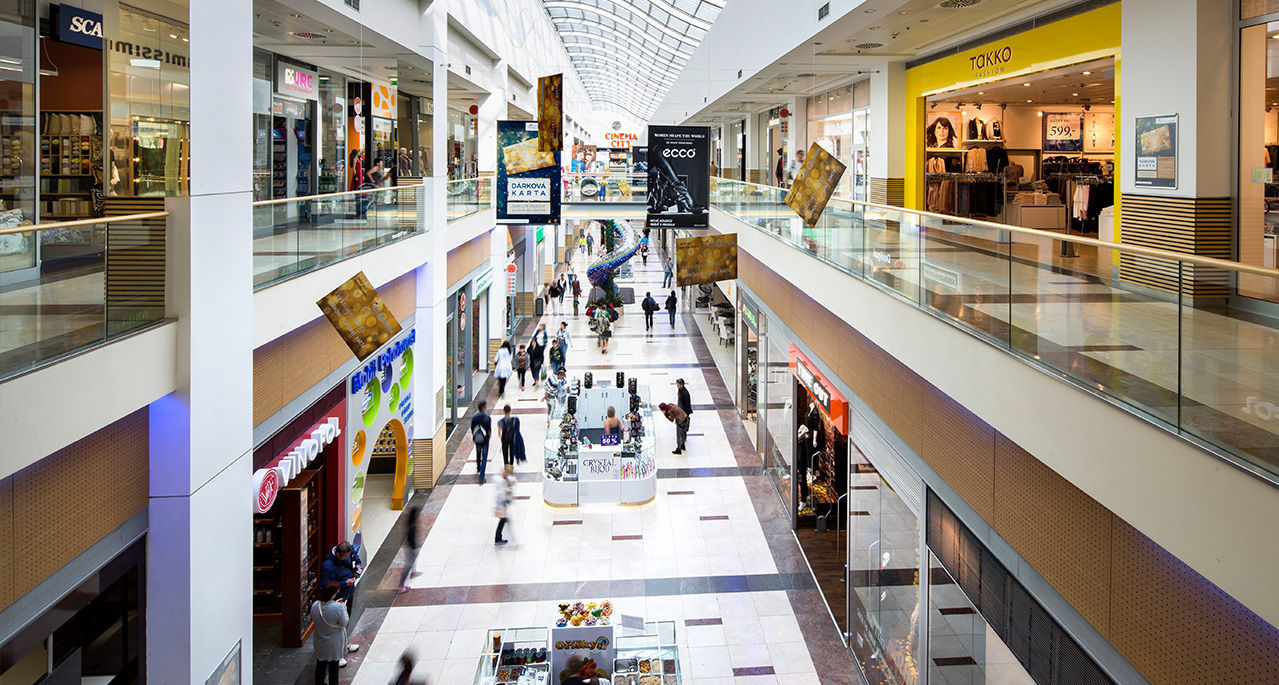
[
  {"x1": 411, "y1": 423, "x2": 448, "y2": 489},
  {"x1": 253, "y1": 272, "x2": 417, "y2": 426},
  {"x1": 11, "y1": 408, "x2": 148, "y2": 600},
  {"x1": 447, "y1": 233, "x2": 490, "y2": 287},
  {"x1": 920, "y1": 385, "x2": 994, "y2": 520},
  {"x1": 869, "y1": 178, "x2": 906, "y2": 207},
  {"x1": 104, "y1": 198, "x2": 166, "y2": 329},
  {"x1": 0, "y1": 477, "x2": 11, "y2": 610},
  {"x1": 994, "y1": 433, "x2": 1111, "y2": 638},
  {"x1": 1119, "y1": 195, "x2": 1231, "y2": 297},
  {"x1": 1110, "y1": 519, "x2": 1279, "y2": 684}
]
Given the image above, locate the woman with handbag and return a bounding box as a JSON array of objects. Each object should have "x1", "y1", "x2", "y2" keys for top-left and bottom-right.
[
  {"x1": 310, "y1": 581, "x2": 349, "y2": 684},
  {"x1": 494, "y1": 341, "x2": 514, "y2": 397}
]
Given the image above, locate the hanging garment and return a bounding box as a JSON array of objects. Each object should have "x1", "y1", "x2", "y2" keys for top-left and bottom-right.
[
  {"x1": 988, "y1": 120, "x2": 1002, "y2": 140},
  {"x1": 986, "y1": 146, "x2": 1009, "y2": 175},
  {"x1": 965, "y1": 147, "x2": 988, "y2": 173}
]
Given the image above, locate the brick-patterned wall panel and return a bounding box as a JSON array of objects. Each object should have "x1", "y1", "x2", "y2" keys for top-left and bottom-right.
[
  {"x1": 12, "y1": 408, "x2": 149, "y2": 598},
  {"x1": 0, "y1": 477, "x2": 12, "y2": 611},
  {"x1": 919, "y1": 383, "x2": 993, "y2": 519},
  {"x1": 1110, "y1": 518, "x2": 1279, "y2": 684},
  {"x1": 993, "y1": 433, "x2": 1111, "y2": 638},
  {"x1": 448, "y1": 233, "x2": 490, "y2": 287},
  {"x1": 378, "y1": 271, "x2": 418, "y2": 320}
]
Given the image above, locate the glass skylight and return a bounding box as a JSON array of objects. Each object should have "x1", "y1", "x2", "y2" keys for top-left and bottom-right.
[{"x1": 543, "y1": 0, "x2": 727, "y2": 120}]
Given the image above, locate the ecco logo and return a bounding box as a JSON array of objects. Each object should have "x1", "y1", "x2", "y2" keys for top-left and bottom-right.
[{"x1": 663, "y1": 148, "x2": 696, "y2": 158}]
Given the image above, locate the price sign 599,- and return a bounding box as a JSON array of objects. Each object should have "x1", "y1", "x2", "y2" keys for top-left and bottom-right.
[{"x1": 1044, "y1": 113, "x2": 1084, "y2": 153}]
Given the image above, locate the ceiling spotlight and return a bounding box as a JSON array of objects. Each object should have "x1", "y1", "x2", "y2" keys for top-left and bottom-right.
[
  {"x1": 1072, "y1": 93, "x2": 1079, "y2": 96},
  {"x1": 169, "y1": 34, "x2": 176, "y2": 38},
  {"x1": 1037, "y1": 111, "x2": 1043, "y2": 117},
  {"x1": 1083, "y1": 104, "x2": 1091, "y2": 111},
  {"x1": 897, "y1": 9, "x2": 912, "y2": 14},
  {"x1": 975, "y1": 103, "x2": 982, "y2": 110},
  {"x1": 1022, "y1": 83, "x2": 1031, "y2": 87},
  {"x1": 1026, "y1": 99, "x2": 1033, "y2": 103},
  {"x1": 930, "y1": 102, "x2": 937, "y2": 109},
  {"x1": 977, "y1": 91, "x2": 984, "y2": 95},
  {"x1": 1082, "y1": 71, "x2": 1092, "y2": 75}
]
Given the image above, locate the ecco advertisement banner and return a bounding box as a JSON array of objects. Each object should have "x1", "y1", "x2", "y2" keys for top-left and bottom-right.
[
  {"x1": 646, "y1": 125, "x2": 709, "y2": 229},
  {"x1": 497, "y1": 120, "x2": 561, "y2": 224}
]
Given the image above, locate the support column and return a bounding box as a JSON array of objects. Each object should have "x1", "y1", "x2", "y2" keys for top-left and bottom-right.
[
  {"x1": 744, "y1": 113, "x2": 760, "y2": 184},
  {"x1": 785, "y1": 96, "x2": 807, "y2": 161},
  {"x1": 147, "y1": 0, "x2": 253, "y2": 682},
  {"x1": 870, "y1": 62, "x2": 906, "y2": 206},
  {"x1": 476, "y1": 65, "x2": 509, "y2": 176},
  {"x1": 412, "y1": 0, "x2": 450, "y2": 489},
  {"x1": 1119, "y1": 0, "x2": 1232, "y2": 300}
]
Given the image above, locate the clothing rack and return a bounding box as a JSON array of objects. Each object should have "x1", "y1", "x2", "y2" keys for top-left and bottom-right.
[
  {"x1": 1045, "y1": 173, "x2": 1114, "y2": 234},
  {"x1": 925, "y1": 172, "x2": 1004, "y2": 218},
  {"x1": 926, "y1": 172, "x2": 1000, "y2": 181}
]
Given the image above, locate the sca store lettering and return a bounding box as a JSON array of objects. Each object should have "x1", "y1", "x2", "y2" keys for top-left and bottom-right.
[
  {"x1": 70, "y1": 15, "x2": 102, "y2": 37},
  {"x1": 969, "y1": 46, "x2": 1013, "y2": 78},
  {"x1": 350, "y1": 329, "x2": 416, "y2": 393}
]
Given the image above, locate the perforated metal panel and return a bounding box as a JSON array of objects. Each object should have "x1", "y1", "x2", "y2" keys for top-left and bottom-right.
[
  {"x1": 0, "y1": 477, "x2": 12, "y2": 610},
  {"x1": 928, "y1": 490, "x2": 1115, "y2": 685},
  {"x1": 1110, "y1": 519, "x2": 1279, "y2": 684},
  {"x1": 12, "y1": 408, "x2": 149, "y2": 598},
  {"x1": 920, "y1": 384, "x2": 994, "y2": 520}
]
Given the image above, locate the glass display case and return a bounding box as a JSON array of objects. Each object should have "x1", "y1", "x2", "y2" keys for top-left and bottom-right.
[
  {"x1": 613, "y1": 620, "x2": 682, "y2": 685},
  {"x1": 473, "y1": 627, "x2": 551, "y2": 685},
  {"x1": 543, "y1": 379, "x2": 658, "y2": 506},
  {"x1": 473, "y1": 620, "x2": 683, "y2": 685}
]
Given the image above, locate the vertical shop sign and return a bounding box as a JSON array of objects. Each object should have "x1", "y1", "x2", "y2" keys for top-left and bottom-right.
[
  {"x1": 497, "y1": 120, "x2": 561, "y2": 224},
  {"x1": 538, "y1": 73, "x2": 563, "y2": 152},
  {"x1": 1135, "y1": 114, "x2": 1177, "y2": 189},
  {"x1": 646, "y1": 125, "x2": 710, "y2": 228},
  {"x1": 1043, "y1": 112, "x2": 1084, "y2": 152},
  {"x1": 785, "y1": 142, "x2": 847, "y2": 226}
]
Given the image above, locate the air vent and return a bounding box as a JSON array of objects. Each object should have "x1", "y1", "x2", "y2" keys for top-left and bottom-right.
[
  {"x1": 818, "y1": 2, "x2": 830, "y2": 19},
  {"x1": 796, "y1": 73, "x2": 818, "y2": 78},
  {"x1": 344, "y1": 0, "x2": 359, "y2": 8},
  {"x1": 939, "y1": 0, "x2": 982, "y2": 7},
  {"x1": 854, "y1": 43, "x2": 885, "y2": 50},
  {"x1": 465, "y1": 65, "x2": 472, "y2": 75},
  {"x1": 291, "y1": 31, "x2": 324, "y2": 40}
]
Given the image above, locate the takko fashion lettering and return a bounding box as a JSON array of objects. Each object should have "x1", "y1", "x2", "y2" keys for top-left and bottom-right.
[
  {"x1": 351, "y1": 329, "x2": 416, "y2": 393},
  {"x1": 970, "y1": 46, "x2": 1013, "y2": 77}
]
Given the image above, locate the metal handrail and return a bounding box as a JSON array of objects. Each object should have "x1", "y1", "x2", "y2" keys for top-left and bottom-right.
[
  {"x1": 0, "y1": 211, "x2": 170, "y2": 237},
  {"x1": 714, "y1": 177, "x2": 1279, "y2": 281},
  {"x1": 251, "y1": 182, "x2": 425, "y2": 207}
]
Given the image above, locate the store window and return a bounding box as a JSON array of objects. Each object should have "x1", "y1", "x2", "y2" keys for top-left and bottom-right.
[
  {"x1": 447, "y1": 106, "x2": 477, "y2": 179},
  {"x1": 1239, "y1": 20, "x2": 1279, "y2": 302},
  {"x1": 807, "y1": 81, "x2": 870, "y2": 200},
  {"x1": 0, "y1": 0, "x2": 37, "y2": 279},
  {"x1": 762, "y1": 333, "x2": 794, "y2": 515},
  {"x1": 318, "y1": 69, "x2": 345, "y2": 192}
]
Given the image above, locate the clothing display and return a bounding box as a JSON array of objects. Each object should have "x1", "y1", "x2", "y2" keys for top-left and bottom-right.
[
  {"x1": 1048, "y1": 174, "x2": 1113, "y2": 233},
  {"x1": 925, "y1": 173, "x2": 1002, "y2": 217}
]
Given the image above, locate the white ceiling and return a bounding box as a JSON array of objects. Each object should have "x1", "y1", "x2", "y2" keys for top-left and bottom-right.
[{"x1": 927, "y1": 57, "x2": 1115, "y2": 108}]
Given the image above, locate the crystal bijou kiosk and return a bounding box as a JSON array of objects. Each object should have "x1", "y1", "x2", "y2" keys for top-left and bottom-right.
[{"x1": 543, "y1": 374, "x2": 657, "y2": 506}]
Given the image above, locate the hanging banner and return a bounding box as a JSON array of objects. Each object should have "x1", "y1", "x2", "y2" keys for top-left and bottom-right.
[
  {"x1": 1135, "y1": 114, "x2": 1177, "y2": 189},
  {"x1": 646, "y1": 125, "x2": 710, "y2": 229},
  {"x1": 1043, "y1": 112, "x2": 1084, "y2": 152},
  {"x1": 675, "y1": 233, "x2": 737, "y2": 286},
  {"x1": 497, "y1": 120, "x2": 561, "y2": 224},
  {"x1": 785, "y1": 142, "x2": 847, "y2": 227},
  {"x1": 1083, "y1": 112, "x2": 1115, "y2": 153},
  {"x1": 316, "y1": 271, "x2": 403, "y2": 361},
  {"x1": 538, "y1": 73, "x2": 563, "y2": 152}
]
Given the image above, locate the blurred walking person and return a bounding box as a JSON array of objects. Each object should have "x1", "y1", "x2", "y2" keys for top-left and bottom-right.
[
  {"x1": 396, "y1": 505, "x2": 424, "y2": 594},
  {"x1": 494, "y1": 465, "x2": 516, "y2": 545}
]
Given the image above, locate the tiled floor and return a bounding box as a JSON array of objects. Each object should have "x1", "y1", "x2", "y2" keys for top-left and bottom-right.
[{"x1": 309, "y1": 243, "x2": 862, "y2": 685}]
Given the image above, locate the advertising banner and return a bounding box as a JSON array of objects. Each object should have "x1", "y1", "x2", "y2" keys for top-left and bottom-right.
[
  {"x1": 551, "y1": 624, "x2": 614, "y2": 684},
  {"x1": 317, "y1": 271, "x2": 403, "y2": 361},
  {"x1": 1043, "y1": 112, "x2": 1084, "y2": 152},
  {"x1": 345, "y1": 327, "x2": 416, "y2": 554},
  {"x1": 570, "y1": 145, "x2": 597, "y2": 173},
  {"x1": 646, "y1": 125, "x2": 709, "y2": 229},
  {"x1": 538, "y1": 73, "x2": 563, "y2": 152},
  {"x1": 1135, "y1": 114, "x2": 1177, "y2": 189},
  {"x1": 1083, "y1": 112, "x2": 1115, "y2": 153},
  {"x1": 675, "y1": 233, "x2": 737, "y2": 286},
  {"x1": 925, "y1": 111, "x2": 961, "y2": 149},
  {"x1": 497, "y1": 120, "x2": 561, "y2": 224},
  {"x1": 785, "y1": 142, "x2": 847, "y2": 227}
]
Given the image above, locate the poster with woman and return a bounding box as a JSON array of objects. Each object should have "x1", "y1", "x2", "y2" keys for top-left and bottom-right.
[
  {"x1": 926, "y1": 112, "x2": 961, "y2": 149},
  {"x1": 571, "y1": 145, "x2": 596, "y2": 173}
]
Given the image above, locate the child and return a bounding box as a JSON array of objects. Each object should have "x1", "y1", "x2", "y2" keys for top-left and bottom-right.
[
  {"x1": 572, "y1": 293, "x2": 580, "y2": 316},
  {"x1": 516, "y1": 345, "x2": 529, "y2": 391}
]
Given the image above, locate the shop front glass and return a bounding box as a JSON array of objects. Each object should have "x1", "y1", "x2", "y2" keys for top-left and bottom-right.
[
  {"x1": 108, "y1": 4, "x2": 190, "y2": 197},
  {"x1": 318, "y1": 69, "x2": 345, "y2": 193},
  {"x1": 762, "y1": 328, "x2": 794, "y2": 516},
  {"x1": 447, "y1": 106, "x2": 477, "y2": 179},
  {"x1": 738, "y1": 298, "x2": 759, "y2": 423},
  {"x1": 0, "y1": 0, "x2": 37, "y2": 278},
  {"x1": 807, "y1": 81, "x2": 870, "y2": 200},
  {"x1": 1239, "y1": 19, "x2": 1279, "y2": 302},
  {"x1": 848, "y1": 446, "x2": 921, "y2": 685},
  {"x1": 926, "y1": 551, "x2": 1033, "y2": 685}
]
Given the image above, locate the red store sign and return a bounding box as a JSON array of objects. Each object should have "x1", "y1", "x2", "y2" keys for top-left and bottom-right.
[{"x1": 252, "y1": 403, "x2": 345, "y2": 513}]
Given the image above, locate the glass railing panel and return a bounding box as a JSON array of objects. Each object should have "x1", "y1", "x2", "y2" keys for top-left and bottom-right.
[
  {"x1": 446, "y1": 177, "x2": 490, "y2": 221},
  {"x1": 915, "y1": 213, "x2": 1012, "y2": 344},
  {"x1": 563, "y1": 172, "x2": 648, "y2": 203},
  {"x1": 253, "y1": 184, "x2": 426, "y2": 289},
  {"x1": 0, "y1": 212, "x2": 168, "y2": 380}
]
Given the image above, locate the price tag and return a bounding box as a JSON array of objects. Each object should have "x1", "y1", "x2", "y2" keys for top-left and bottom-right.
[{"x1": 1044, "y1": 113, "x2": 1083, "y2": 152}]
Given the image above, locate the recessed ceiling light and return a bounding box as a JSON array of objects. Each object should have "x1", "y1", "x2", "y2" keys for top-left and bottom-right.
[
  {"x1": 864, "y1": 8, "x2": 877, "y2": 12},
  {"x1": 919, "y1": 18, "x2": 929, "y2": 22},
  {"x1": 1023, "y1": 83, "x2": 1031, "y2": 86},
  {"x1": 290, "y1": 13, "x2": 302, "y2": 18},
  {"x1": 1026, "y1": 99, "x2": 1033, "y2": 103},
  {"x1": 169, "y1": 34, "x2": 177, "y2": 38},
  {"x1": 1082, "y1": 71, "x2": 1092, "y2": 75},
  {"x1": 977, "y1": 91, "x2": 984, "y2": 95},
  {"x1": 1037, "y1": 111, "x2": 1044, "y2": 117},
  {"x1": 897, "y1": 9, "x2": 912, "y2": 14},
  {"x1": 1072, "y1": 93, "x2": 1079, "y2": 96},
  {"x1": 869, "y1": 26, "x2": 882, "y2": 30}
]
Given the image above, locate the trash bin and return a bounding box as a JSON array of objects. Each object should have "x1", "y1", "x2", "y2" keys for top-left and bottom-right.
[{"x1": 534, "y1": 296, "x2": 545, "y2": 316}]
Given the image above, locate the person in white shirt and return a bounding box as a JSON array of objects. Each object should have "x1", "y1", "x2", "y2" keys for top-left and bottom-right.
[{"x1": 785, "y1": 148, "x2": 807, "y2": 188}]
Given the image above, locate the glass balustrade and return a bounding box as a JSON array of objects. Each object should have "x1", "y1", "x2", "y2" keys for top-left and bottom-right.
[
  {"x1": 253, "y1": 184, "x2": 424, "y2": 289},
  {"x1": 0, "y1": 211, "x2": 168, "y2": 379},
  {"x1": 710, "y1": 177, "x2": 1279, "y2": 482},
  {"x1": 447, "y1": 177, "x2": 491, "y2": 221},
  {"x1": 563, "y1": 172, "x2": 648, "y2": 203}
]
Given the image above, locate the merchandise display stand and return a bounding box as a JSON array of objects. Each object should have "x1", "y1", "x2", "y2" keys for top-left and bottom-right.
[
  {"x1": 543, "y1": 377, "x2": 657, "y2": 506},
  {"x1": 473, "y1": 601, "x2": 683, "y2": 685}
]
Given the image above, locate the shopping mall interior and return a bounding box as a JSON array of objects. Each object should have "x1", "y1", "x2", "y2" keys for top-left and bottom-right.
[{"x1": 0, "y1": 0, "x2": 1278, "y2": 684}]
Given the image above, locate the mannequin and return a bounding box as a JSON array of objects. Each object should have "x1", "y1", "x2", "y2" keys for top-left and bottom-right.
[{"x1": 797, "y1": 402, "x2": 822, "y2": 502}]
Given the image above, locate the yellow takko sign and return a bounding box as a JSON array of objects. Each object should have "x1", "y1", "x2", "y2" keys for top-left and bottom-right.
[{"x1": 969, "y1": 46, "x2": 1013, "y2": 79}]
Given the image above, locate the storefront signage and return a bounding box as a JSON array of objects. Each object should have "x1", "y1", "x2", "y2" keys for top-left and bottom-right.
[
  {"x1": 968, "y1": 46, "x2": 1012, "y2": 79},
  {"x1": 1043, "y1": 113, "x2": 1084, "y2": 153},
  {"x1": 789, "y1": 346, "x2": 849, "y2": 434},
  {"x1": 475, "y1": 266, "x2": 495, "y2": 296},
  {"x1": 551, "y1": 625, "x2": 615, "y2": 683},
  {"x1": 253, "y1": 412, "x2": 344, "y2": 513},
  {"x1": 276, "y1": 61, "x2": 319, "y2": 101},
  {"x1": 254, "y1": 468, "x2": 279, "y2": 514},
  {"x1": 741, "y1": 301, "x2": 758, "y2": 332},
  {"x1": 57, "y1": 5, "x2": 103, "y2": 50},
  {"x1": 1135, "y1": 114, "x2": 1177, "y2": 189},
  {"x1": 271, "y1": 99, "x2": 307, "y2": 119},
  {"x1": 605, "y1": 132, "x2": 637, "y2": 147},
  {"x1": 580, "y1": 454, "x2": 619, "y2": 478},
  {"x1": 350, "y1": 328, "x2": 417, "y2": 394}
]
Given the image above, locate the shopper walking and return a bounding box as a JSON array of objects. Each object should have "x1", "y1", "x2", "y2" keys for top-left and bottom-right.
[
  {"x1": 641, "y1": 291, "x2": 659, "y2": 332},
  {"x1": 549, "y1": 338, "x2": 565, "y2": 375},
  {"x1": 579, "y1": 235, "x2": 587, "y2": 254},
  {"x1": 557, "y1": 275, "x2": 567, "y2": 309},
  {"x1": 547, "y1": 281, "x2": 560, "y2": 314},
  {"x1": 390, "y1": 652, "x2": 427, "y2": 685},
  {"x1": 494, "y1": 465, "x2": 516, "y2": 545},
  {"x1": 396, "y1": 505, "x2": 424, "y2": 593},
  {"x1": 586, "y1": 231, "x2": 595, "y2": 256},
  {"x1": 498, "y1": 404, "x2": 524, "y2": 466},
  {"x1": 657, "y1": 402, "x2": 689, "y2": 456},
  {"x1": 494, "y1": 341, "x2": 514, "y2": 397},
  {"x1": 665, "y1": 290, "x2": 678, "y2": 327},
  {"x1": 529, "y1": 324, "x2": 548, "y2": 386},
  {"x1": 557, "y1": 321, "x2": 573, "y2": 351},
  {"x1": 775, "y1": 148, "x2": 785, "y2": 187},
  {"x1": 572, "y1": 276, "x2": 582, "y2": 301},
  {"x1": 663, "y1": 258, "x2": 674, "y2": 289},
  {"x1": 674, "y1": 378, "x2": 693, "y2": 454},
  {"x1": 516, "y1": 345, "x2": 529, "y2": 391},
  {"x1": 471, "y1": 402, "x2": 492, "y2": 484},
  {"x1": 595, "y1": 306, "x2": 613, "y2": 353},
  {"x1": 310, "y1": 582, "x2": 349, "y2": 683}
]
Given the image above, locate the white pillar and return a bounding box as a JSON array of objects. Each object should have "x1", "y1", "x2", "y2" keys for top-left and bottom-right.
[
  {"x1": 477, "y1": 63, "x2": 509, "y2": 175},
  {"x1": 147, "y1": 0, "x2": 253, "y2": 682},
  {"x1": 870, "y1": 62, "x2": 906, "y2": 180},
  {"x1": 744, "y1": 112, "x2": 760, "y2": 183}
]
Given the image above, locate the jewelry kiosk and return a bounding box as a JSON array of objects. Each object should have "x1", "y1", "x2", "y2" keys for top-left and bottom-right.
[{"x1": 543, "y1": 374, "x2": 657, "y2": 506}]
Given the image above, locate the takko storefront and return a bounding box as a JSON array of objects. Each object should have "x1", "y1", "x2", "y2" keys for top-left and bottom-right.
[{"x1": 903, "y1": 2, "x2": 1122, "y2": 223}]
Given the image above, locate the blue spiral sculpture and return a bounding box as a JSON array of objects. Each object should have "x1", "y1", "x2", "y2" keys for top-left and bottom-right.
[{"x1": 586, "y1": 220, "x2": 639, "y2": 296}]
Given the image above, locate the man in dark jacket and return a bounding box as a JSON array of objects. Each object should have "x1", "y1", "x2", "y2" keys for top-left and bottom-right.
[
  {"x1": 471, "y1": 402, "x2": 492, "y2": 484},
  {"x1": 673, "y1": 378, "x2": 693, "y2": 454},
  {"x1": 641, "y1": 291, "x2": 659, "y2": 331},
  {"x1": 665, "y1": 290, "x2": 678, "y2": 327},
  {"x1": 319, "y1": 541, "x2": 363, "y2": 658}
]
